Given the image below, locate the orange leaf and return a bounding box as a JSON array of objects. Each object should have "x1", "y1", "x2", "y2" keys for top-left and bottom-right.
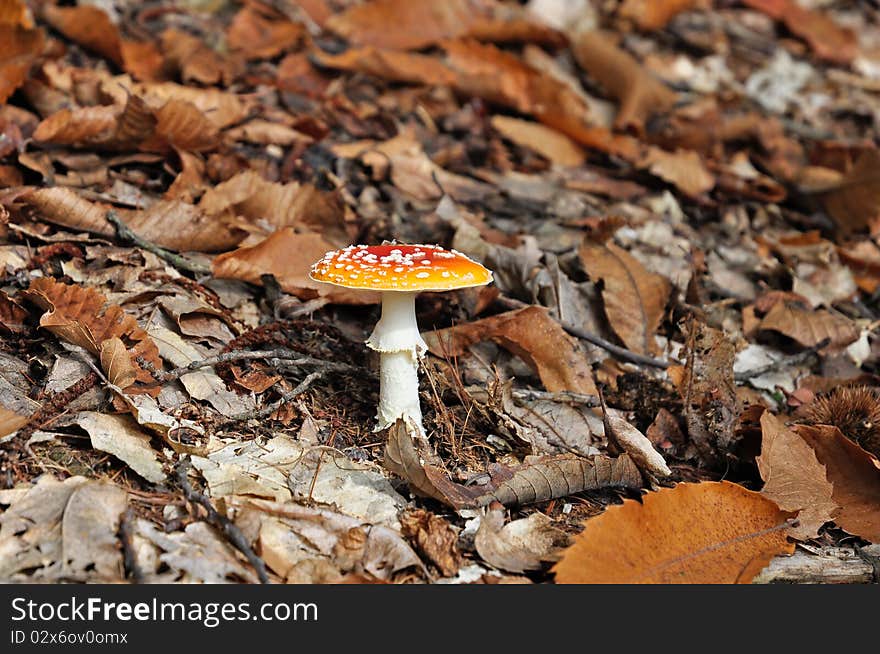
[
  {"x1": 211, "y1": 229, "x2": 379, "y2": 305},
  {"x1": 42, "y1": 5, "x2": 123, "y2": 65},
  {"x1": 794, "y1": 425, "x2": 880, "y2": 543},
  {"x1": 423, "y1": 306, "x2": 597, "y2": 396},
  {"x1": 490, "y1": 115, "x2": 585, "y2": 167},
  {"x1": 552, "y1": 481, "x2": 795, "y2": 583},
  {"x1": 758, "y1": 300, "x2": 859, "y2": 352},
  {"x1": 325, "y1": 0, "x2": 562, "y2": 50},
  {"x1": 227, "y1": 6, "x2": 303, "y2": 60},
  {"x1": 619, "y1": 0, "x2": 705, "y2": 31},
  {"x1": 578, "y1": 238, "x2": 671, "y2": 355},
  {"x1": 0, "y1": 23, "x2": 44, "y2": 105}
]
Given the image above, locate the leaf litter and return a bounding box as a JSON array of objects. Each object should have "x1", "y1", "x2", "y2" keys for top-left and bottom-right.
[{"x1": 1, "y1": 0, "x2": 880, "y2": 585}]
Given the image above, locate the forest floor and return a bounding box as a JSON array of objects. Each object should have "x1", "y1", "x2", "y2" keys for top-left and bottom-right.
[{"x1": 2, "y1": 0, "x2": 880, "y2": 584}]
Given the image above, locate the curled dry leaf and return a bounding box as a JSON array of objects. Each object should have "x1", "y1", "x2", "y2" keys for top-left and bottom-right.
[
  {"x1": 490, "y1": 115, "x2": 585, "y2": 167},
  {"x1": 794, "y1": 424, "x2": 880, "y2": 543},
  {"x1": 424, "y1": 305, "x2": 597, "y2": 395},
  {"x1": 161, "y1": 29, "x2": 231, "y2": 86},
  {"x1": 399, "y1": 509, "x2": 462, "y2": 577},
  {"x1": 578, "y1": 237, "x2": 671, "y2": 356},
  {"x1": 326, "y1": 0, "x2": 563, "y2": 51},
  {"x1": 474, "y1": 503, "x2": 571, "y2": 573},
  {"x1": 99, "y1": 336, "x2": 139, "y2": 389},
  {"x1": 552, "y1": 481, "x2": 796, "y2": 583},
  {"x1": 212, "y1": 229, "x2": 379, "y2": 305},
  {"x1": 22, "y1": 277, "x2": 161, "y2": 389},
  {"x1": 604, "y1": 413, "x2": 671, "y2": 478},
  {"x1": 568, "y1": 28, "x2": 677, "y2": 132},
  {"x1": 383, "y1": 419, "x2": 642, "y2": 509},
  {"x1": 757, "y1": 412, "x2": 837, "y2": 540},
  {"x1": 758, "y1": 300, "x2": 859, "y2": 352},
  {"x1": 741, "y1": 0, "x2": 858, "y2": 65},
  {"x1": 20, "y1": 187, "x2": 243, "y2": 252}
]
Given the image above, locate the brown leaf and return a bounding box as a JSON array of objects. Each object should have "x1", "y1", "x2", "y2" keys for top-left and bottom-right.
[
  {"x1": 0, "y1": 23, "x2": 44, "y2": 105},
  {"x1": 640, "y1": 146, "x2": 715, "y2": 197},
  {"x1": 227, "y1": 6, "x2": 303, "y2": 60},
  {"x1": 20, "y1": 187, "x2": 243, "y2": 252},
  {"x1": 604, "y1": 414, "x2": 671, "y2": 478},
  {"x1": 325, "y1": 0, "x2": 563, "y2": 50},
  {"x1": 42, "y1": 5, "x2": 122, "y2": 65},
  {"x1": 794, "y1": 425, "x2": 880, "y2": 543},
  {"x1": 0, "y1": 0, "x2": 34, "y2": 27},
  {"x1": 757, "y1": 412, "x2": 837, "y2": 540},
  {"x1": 490, "y1": 115, "x2": 585, "y2": 167},
  {"x1": 677, "y1": 320, "x2": 740, "y2": 466},
  {"x1": 212, "y1": 229, "x2": 379, "y2": 305},
  {"x1": 474, "y1": 503, "x2": 571, "y2": 573},
  {"x1": 758, "y1": 301, "x2": 859, "y2": 352},
  {"x1": 160, "y1": 29, "x2": 230, "y2": 85},
  {"x1": 33, "y1": 105, "x2": 121, "y2": 146},
  {"x1": 578, "y1": 238, "x2": 671, "y2": 355},
  {"x1": 552, "y1": 481, "x2": 796, "y2": 583},
  {"x1": 801, "y1": 150, "x2": 880, "y2": 237},
  {"x1": 99, "y1": 336, "x2": 139, "y2": 389},
  {"x1": 0, "y1": 289, "x2": 28, "y2": 333},
  {"x1": 22, "y1": 277, "x2": 161, "y2": 388},
  {"x1": 619, "y1": 0, "x2": 705, "y2": 31},
  {"x1": 384, "y1": 419, "x2": 642, "y2": 509},
  {"x1": 424, "y1": 306, "x2": 597, "y2": 395},
  {"x1": 741, "y1": 0, "x2": 858, "y2": 65},
  {"x1": 399, "y1": 509, "x2": 462, "y2": 577},
  {"x1": 0, "y1": 405, "x2": 29, "y2": 438},
  {"x1": 313, "y1": 41, "x2": 641, "y2": 160},
  {"x1": 569, "y1": 28, "x2": 677, "y2": 132}
]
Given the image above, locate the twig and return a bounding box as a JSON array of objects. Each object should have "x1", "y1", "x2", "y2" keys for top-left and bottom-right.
[
  {"x1": 495, "y1": 295, "x2": 675, "y2": 368},
  {"x1": 119, "y1": 508, "x2": 144, "y2": 584},
  {"x1": 143, "y1": 349, "x2": 358, "y2": 383},
  {"x1": 511, "y1": 388, "x2": 600, "y2": 407},
  {"x1": 225, "y1": 371, "x2": 325, "y2": 423},
  {"x1": 734, "y1": 337, "x2": 830, "y2": 382},
  {"x1": 106, "y1": 210, "x2": 210, "y2": 275},
  {"x1": 175, "y1": 458, "x2": 270, "y2": 584}
]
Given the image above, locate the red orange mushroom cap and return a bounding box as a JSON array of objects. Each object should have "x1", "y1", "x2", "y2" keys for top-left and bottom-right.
[{"x1": 309, "y1": 244, "x2": 493, "y2": 292}]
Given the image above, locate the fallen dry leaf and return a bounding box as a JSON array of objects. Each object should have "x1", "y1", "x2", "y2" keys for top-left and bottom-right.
[
  {"x1": 20, "y1": 187, "x2": 243, "y2": 252},
  {"x1": 326, "y1": 0, "x2": 563, "y2": 50},
  {"x1": 578, "y1": 237, "x2": 671, "y2": 356},
  {"x1": 742, "y1": 0, "x2": 859, "y2": 65},
  {"x1": 424, "y1": 305, "x2": 597, "y2": 395},
  {"x1": 99, "y1": 336, "x2": 139, "y2": 389},
  {"x1": 604, "y1": 413, "x2": 671, "y2": 478},
  {"x1": 799, "y1": 150, "x2": 880, "y2": 237},
  {"x1": 552, "y1": 481, "x2": 796, "y2": 583},
  {"x1": 41, "y1": 5, "x2": 123, "y2": 66},
  {"x1": 794, "y1": 424, "x2": 880, "y2": 543},
  {"x1": 0, "y1": 7, "x2": 44, "y2": 105},
  {"x1": 384, "y1": 419, "x2": 642, "y2": 509},
  {"x1": 399, "y1": 509, "x2": 462, "y2": 577},
  {"x1": 74, "y1": 411, "x2": 166, "y2": 484},
  {"x1": 22, "y1": 277, "x2": 161, "y2": 389},
  {"x1": 227, "y1": 6, "x2": 303, "y2": 60},
  {"x1": 758, "y1": 300, "x2": 859, "y2": 352},
  {"x1": 474, "y1": 503, "x2": 570, "y2": 573},
  {"x1": 757, "y1": 412, "x2": 837, "y2": 540},
  {"x1": 491, "y1": 115, "x2": 585, "y2": 167},
  {"x1": 212, "y1": 229, "x2": 379, "y2": 305},
  {"x1": 569, "y1": 28, "x2": 677, "y2": 132},
  {"x1": 640, "y1": 146, "x2": 715, "y2": 197}
]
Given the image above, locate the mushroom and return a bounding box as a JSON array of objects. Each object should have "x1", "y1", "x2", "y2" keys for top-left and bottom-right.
[{"x1": 309, "y1": 243, "x2": 493, "y2": 436}]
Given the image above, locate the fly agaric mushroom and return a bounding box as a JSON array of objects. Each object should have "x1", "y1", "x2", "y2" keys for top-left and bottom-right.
[{"x1": 309, "y1": 244, "x2": 493, "y2": 435}]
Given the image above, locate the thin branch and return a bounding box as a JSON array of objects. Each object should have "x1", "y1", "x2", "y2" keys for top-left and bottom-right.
[
  {"x1": 225, "y1": 371, "x2": 325, "y2": 423},
  {"x1": 106, "y1": 210, "x2": 210, "y2": 275},
  {"x1": 511, "y1": 388, "x2": 600, "y2": 407},
  {"x1": 176, "y1": 458, "x2": 270, "y2": 584},
  {"x1": 734, "y1": 337, "x2": 830, "y2": 382},
  {"x1": 145, "y1": 349, "x2": 358, "y2": 383}
]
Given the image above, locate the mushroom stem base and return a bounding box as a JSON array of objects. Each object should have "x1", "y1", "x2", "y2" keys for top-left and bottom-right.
[{"x1": 375, "y1": 349, "x2": 424, "y2": 434}]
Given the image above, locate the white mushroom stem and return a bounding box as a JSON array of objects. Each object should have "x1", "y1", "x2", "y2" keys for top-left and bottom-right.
[{"x1": 366, "y1": 291, "x2": 428, "y2": 434}]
